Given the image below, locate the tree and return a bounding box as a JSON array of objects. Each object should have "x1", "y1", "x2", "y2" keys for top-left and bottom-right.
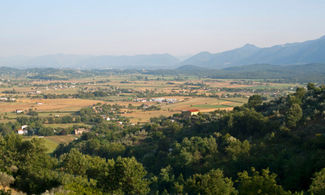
[
  {"x1": 237, "y1": 168, "x2": 290, "y2": 195},
  {"x1": 286, "y1": 104, "x2": 303, "y2": 128},
  {"x1": 248, "y1": 95, "x2": 263, "y2": 108},
  {"x1": 0, "y1": 172, "x2": 14, "y2": 187},
  {"x1": 170, "y1": 136, "x2": 218, "y2": 176},
  {"x1": 185, "y1": 169, "x2": 237, "y2": 195},
  {"x1": 222, "y1": 134, "x2": 250, "y2": 160},
  {"x1": 294, "y1": 87, "x2": 306, "y2": 101},
  {"x1": 60, "y1": 149, "x2": 89, "y2": 176},
  {"x1": 99, "y1": 157, "x2": 150, "y2": 194},
  {"x1": 309, "y1": 168, "x2": 325, "y2": 195}
]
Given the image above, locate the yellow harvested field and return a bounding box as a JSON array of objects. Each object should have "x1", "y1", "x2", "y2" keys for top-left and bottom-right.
[
  {"x1": 0, "y1": 98, "x2": 105, "y2": 113},
  {"x1": 123, "y1": 110, "x2": 178, "y2": 123},
  {"x1": 123, "y1": 97, "x2": 239, "y2": 123}
]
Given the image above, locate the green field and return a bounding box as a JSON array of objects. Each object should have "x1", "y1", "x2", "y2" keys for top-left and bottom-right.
[{"x1": 23, "y1": 135, "x2": 79, "y2": 154}]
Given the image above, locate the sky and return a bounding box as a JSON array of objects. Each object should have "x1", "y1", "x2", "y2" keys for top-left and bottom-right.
[{"x1": 0, "y1": 0, "x2": 325, "y2": 57}]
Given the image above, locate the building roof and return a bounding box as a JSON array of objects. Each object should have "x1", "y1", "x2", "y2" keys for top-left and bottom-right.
[{"x1": 186, "y1": 109, "x2": 200, "y2": 112}]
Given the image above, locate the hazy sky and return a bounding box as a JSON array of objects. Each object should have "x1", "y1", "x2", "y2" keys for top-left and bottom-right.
[{"x1": 1, "y1": 0, "x2": 325, "y2": 57}]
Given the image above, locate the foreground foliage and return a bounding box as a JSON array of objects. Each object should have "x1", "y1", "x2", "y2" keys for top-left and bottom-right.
[{"x1": 0, "y1": 84, "x2": 325, "y2": 194}]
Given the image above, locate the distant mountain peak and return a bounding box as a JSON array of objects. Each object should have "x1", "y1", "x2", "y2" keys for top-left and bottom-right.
[
  {"x1": 242, "y1": 43, "x2": 258, "y2": 48},
  {"x1": 197, "y1": 51, "x2": 212, "y2": 55}
]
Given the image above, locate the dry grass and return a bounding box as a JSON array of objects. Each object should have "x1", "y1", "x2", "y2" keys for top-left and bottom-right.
[
  {"x1": 0, "y1": 98, "x2": 105, "y2": 113},
  {"x1": 123, "y1": 97, "x2": 245, "y2": 123}
]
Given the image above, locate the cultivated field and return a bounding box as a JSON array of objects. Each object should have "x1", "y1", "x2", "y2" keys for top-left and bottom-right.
[{"x1": 1, "y1": 72, "x2": 301, "y2": 147}]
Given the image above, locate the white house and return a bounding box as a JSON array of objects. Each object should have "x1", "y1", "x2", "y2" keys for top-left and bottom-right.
[
  {"x1": 0, "y1": 97, "x2": 8, "y2": 101},
  {"x1": 17, "y1": 129, "x2": 28, "y2": 135},
  {"x1": 74, "y1": 128, "x2": 90, "y2": 135},
  {"x1": 16, "y1": 109, "x2": 24, "y2": 114}
]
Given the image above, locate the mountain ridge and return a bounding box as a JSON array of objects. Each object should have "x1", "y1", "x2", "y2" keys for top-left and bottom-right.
[
  {"x1": 1, "y1": 35, "x2": 325, "y2": 69},
  {"x1": 181, "y1": 35, "x2": 325, "y2": 69}
]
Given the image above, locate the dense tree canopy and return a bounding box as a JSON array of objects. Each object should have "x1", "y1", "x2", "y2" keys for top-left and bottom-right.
[{"x1": 0, "y1": 83, "x2": 325, "y2": 194}]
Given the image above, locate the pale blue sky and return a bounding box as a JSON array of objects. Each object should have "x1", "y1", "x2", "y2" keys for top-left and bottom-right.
[{"x1": 0, "y1": 0, "x2": 324, "y2": 57}]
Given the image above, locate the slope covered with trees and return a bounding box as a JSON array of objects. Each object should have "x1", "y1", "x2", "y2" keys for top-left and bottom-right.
[{"x1": 1, "y1": 84, "x2": 325, "y2": 194}]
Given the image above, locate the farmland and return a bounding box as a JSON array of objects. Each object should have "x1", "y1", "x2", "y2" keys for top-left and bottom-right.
[
  {"x1": 0, "y1": 68, "x2": 321, "y2": 195},
  {"x1": 0, "y1": 70, "x2": 303, "y2": 154},
  {"x1": 0, "y1": 72, "x2": 301, "y2": 125}
]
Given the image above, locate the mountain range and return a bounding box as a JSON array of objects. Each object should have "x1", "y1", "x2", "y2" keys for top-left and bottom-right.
[
  {"x1": 1, "y1": 35, "x2": 325, "y2": 69},
  {"x1": 182, "y1": 35, "x2": 325, "y2": 69}
]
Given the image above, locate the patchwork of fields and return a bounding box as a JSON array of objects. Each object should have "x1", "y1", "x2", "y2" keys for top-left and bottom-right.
[{"x1": 0, "y1": 75, "x2": 300, "y2": 125}]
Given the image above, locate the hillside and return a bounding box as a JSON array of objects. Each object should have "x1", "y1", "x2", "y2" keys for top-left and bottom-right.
[
  {"x1": 1, "y1": 84, "x2": 325, "y2": 194},
  {"x1": 145, "y1": 63, "x2": 325, "y2": 82},
  {"x1": 182, "y1": 35, "x2": 325, "y2": 69}
]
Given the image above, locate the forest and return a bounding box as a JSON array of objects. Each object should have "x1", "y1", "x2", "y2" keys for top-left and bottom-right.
[{"x1": 0, "y1": 83, "x2": 324, "y2": 194}]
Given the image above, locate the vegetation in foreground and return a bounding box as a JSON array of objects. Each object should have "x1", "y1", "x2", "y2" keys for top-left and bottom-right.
[{"x1": 0, "y1": 83, "x2": 325, "y2": 194}]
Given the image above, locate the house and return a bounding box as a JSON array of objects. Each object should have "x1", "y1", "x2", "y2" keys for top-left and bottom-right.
[
  {"x1": 182, "y1": 109, "x2": 200, "y2": 117},
  {"x1": 0, "y1": 97, "x2": 8, "y2": 101},
  {"x1": 17, "y1": 129, "x2": 28, "y2": 135},
  {"x1": 17, "y1": 125, "x2": 28, "y2": 135},
  {"x1": 100, "y1": 115, "x2": 111, "y2": 121},
  {"x1": 74, "y1": 128, "x2": 90, "y2": 135},
  {"x1": 16, "y1": 109, "x2": 24, "y2": 114}
]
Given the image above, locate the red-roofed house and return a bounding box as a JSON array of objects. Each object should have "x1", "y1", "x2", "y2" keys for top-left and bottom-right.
[{"x1": 182, "y1": 109, "x2": 200, "y2": 117}]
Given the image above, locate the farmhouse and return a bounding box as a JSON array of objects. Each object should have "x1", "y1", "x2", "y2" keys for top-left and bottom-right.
[
  {"x1": 101, "y1": 115, "x2": 111, "y2": 121},
  {"x1": 150, "y1": 98, "x2": 177, "y2": 104},
  {"x1": 74, "y1": 128, "x2": 90, "y2": 135},
  {"x1": 182, "y1": 109, "x2": 200, "y2": 117},
  {"x1": 0, "y1": 97, "x2": 8, "y2": 101},
  {"x1": 17, "y1": 125, "x2": 28, "y2": 135},
  {"x1": 17, "y1": 129, "x2": 28, "y2": 135},
  {"x1": 16, "y1": 109, "x2": 24, "y2": 114}
]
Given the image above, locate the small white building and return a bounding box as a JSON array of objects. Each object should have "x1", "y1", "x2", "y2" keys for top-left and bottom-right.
[
  {"x1": 16, "y1": 109, "x2": 24, "y2": 114},
  {"x1": 0, "y1": 97, "x2": 8, "y2": 101},
  {"x1": 74, "y1": 128, "x2": 90, "y2": 135},
  {"x1": 17, "y1": 129, "x2": 28, "y2": 135}
]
